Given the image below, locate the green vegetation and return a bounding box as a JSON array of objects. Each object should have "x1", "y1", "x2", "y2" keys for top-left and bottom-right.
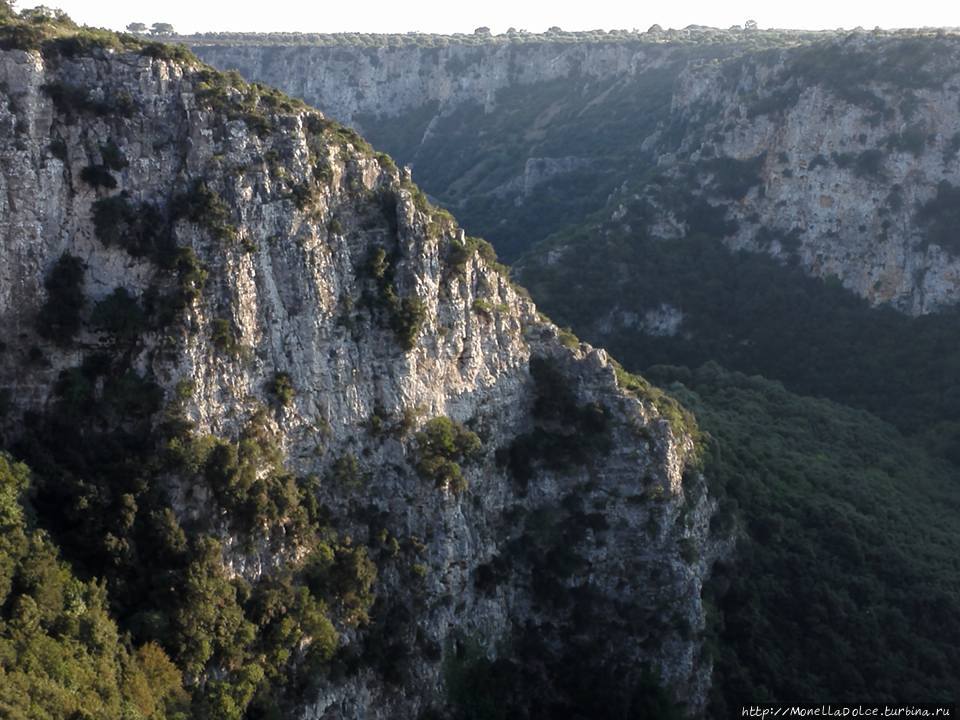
[
  {"x1": 916, "y1": 180, "x2": 960, "y2": 254},
  {"x1": 328, "y1": 452, "x2": 363, "y2": 489},
  {"x1": 0, "y1": 453, "x2": 190, "y2": 719},
  {"x1": 413, "y1": 417, "x2": 482, "y2": 492},
  {"x1": 519, "y1": 224, "x2": 960, "y2": 462},
  {"x1": 355, "y1": 62, "x2": 696, "y2": 261},
  {"x1": 211, "y1": 318, "x2": 243, "y2": 357},
  {"x1": 178, "y1": 25, "x2": 923, "y2": 50},
  {"x1": 391, "y1": 296, "x2": 427, "y2": 350},
  {"x1": 191, "y1": 68, "x2": 311, "y2": 140},
  {"x1": 442, "y1": 627, "x2": 684, "y2": 720},
  {"x1": 10, "y1": 339, "x2": 376, "y2": 718},
  {"x1": 500, "y1": 358, "x2": 610, "y2": 492},
  {"x1": 100, "y1": 138, "x2": 128, "y2": 170},
  {"x1": 42, "y1": 81, "x2": 136, "y2": 120},
  {"x1": 361, "y1": 244, "x2": 428, "y2": 350},
  {"x1": 646, "y1": 365, "x2": 960, "y2": 712},
  {"x1": 706, "y1": 154, "x2": 765, "y2": 199},
  {"x1": 0, "y1": 2, "x2": 198, "y2": 68},
  {"x1": 36, "y1": 252, "x2": 85, "y2": 345},
  {"x1": 269, "y1": 371, "x2": 295, "y2": 407},
  {"x1": 80, "y1": 163, "x2": 118, "y2": 189},
  {"x1": 854, "y1": 148, "x2": 886, "y2": 179},
  {"x1": 612, "y1": 360, "x2": 699, "y2": 441},
  {"x1": 172, "y1": 180, "x2": 238, "y2": 243},
  {"x1": 92, "y1": 193, "x2": 172, "y2": 259},
  {"x1": 91, "y1": 287, "x2": 148, "y2": 343},
  {"x1": 91, "y1": 193, "x2": 208, "y2": 318}
]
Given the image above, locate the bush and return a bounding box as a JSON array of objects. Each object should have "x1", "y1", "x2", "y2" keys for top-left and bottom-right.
[
  {"x1": 854, "y1": 149, "x2": 886, "y2": 179},
  {"x1": 391, "y1": 297, "x2": 426, "y2": 350},
  {"x1": 42, "y1": 82, "x2": 133, "y2": 120},
  {"x1": 171, "y1": 247, "x2": 208, "y2": 308},
  {"x1": 172, "y1": 180, "x2": 238, "y2": 242},
  {"x1": 414, "y1": 417, "x2": 482, "y2": 492},
  {"x1": 80, "y1": 164, "x2": 117, "y2": 189},
  {"x1": 328, "y1": 453, "x2": 362, "y2": 489},
  {"x1": 48, "y1": 138, "x2": 67, "y2": 160},
  {"x1": 269, "y1": 372, "x2": 295, "y2": 406},
  {"x1": 916, "y1": 181, "x2": 960, "y2": 255},
  {"x1": 100, "y1": 139, "x2": 128, "y2": 170},
  {"x1": 139, "y1": 41, "x2": 197, "y2": 63},
  {"x1": 92, "y1": 194, "x2": 170, "y2": 259},
  {"x1": 36, "y1": 253, "x2": 85, "y2": 344},
  {"x1": 90, "y1": 287, "x2": 147, "y2": 342},
  {"x1": 211, "y1": 318, "x2": 242, "y2": 356},
  {"x1": 706, "y1": 154, "x2": 765, "y2": 199},
  {"x1": 501, "y1": 358, "x2": 611, "y2": 491}
]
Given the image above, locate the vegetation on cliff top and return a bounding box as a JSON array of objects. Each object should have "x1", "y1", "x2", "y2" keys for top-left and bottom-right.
[{"x1": 177, "y1": 25, "x2": 950, "y2": 49}]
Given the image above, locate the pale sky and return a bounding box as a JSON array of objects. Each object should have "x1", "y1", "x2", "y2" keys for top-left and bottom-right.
[{"x1": 29, "y1": 0, "x2": 960, "y2": 35}]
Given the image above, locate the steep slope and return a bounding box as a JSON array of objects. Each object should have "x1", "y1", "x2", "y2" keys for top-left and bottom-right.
[
  {"x1": 183, "y1": 29, "x2": 960, "y2": 452},
  {"x1": 0, "y1": 11, "x2": 715, "y2": 720}
]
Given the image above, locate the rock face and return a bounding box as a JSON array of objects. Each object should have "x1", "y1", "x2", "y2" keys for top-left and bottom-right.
[
  {"x1": 633, "y1": 34, "x2": 960, "y2": 314},
  {"x1": 188, "y1": 42, "x2": 653, "y2": 130},
  {"x1": 0, "y1": 43, "x2": 717, "y2": 718},
  {"x1": 192, "y1": 32, "x2": 960, "y2": 313}
]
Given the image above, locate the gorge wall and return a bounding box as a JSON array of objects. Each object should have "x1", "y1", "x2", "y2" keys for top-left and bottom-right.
[
  {"x1": 191, "y1": 31, "x2": 960, "y2": 314},
  {"x1": 0, "y1": 28, "x2": 719, "y2": 719}
]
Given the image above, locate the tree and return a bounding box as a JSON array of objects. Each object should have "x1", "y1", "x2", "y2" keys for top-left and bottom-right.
[
  {"x1": 473, "y1": 26, "x2": 491, "y2": 36},
  {"x1": 150, "y1": 22, "x2": 175, "y2": 36},
  {"x1": 744, "y1": 19, "x2": 758, "y2": 31},
  {"x1": 126, "y1": 22, "x2": 147, "y2": 33}
]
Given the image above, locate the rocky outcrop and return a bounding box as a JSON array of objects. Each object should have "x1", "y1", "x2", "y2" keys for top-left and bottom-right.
[{"x1": 0, "y1": 40, "x2": 717, "y2": 718}]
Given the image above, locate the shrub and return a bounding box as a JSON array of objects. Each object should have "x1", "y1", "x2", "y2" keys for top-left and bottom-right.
[
  {"x1": 93, "y1": 194, "x2": 176, "y2": 263},
  {"x1": 269, "y1": 372, "x2": 295, "y2": 406},
  {"x1": 391, "y1": 297, "x2": 427, "y2": 350},
  {"x1": 42, "y1": 82, "x2": 132, "y2": 119},
  {"x1": 139, "y1": 41, "x2": 197, "y2": 63},
  {"x1": 414, "y1": 417, "x2": 482, "y2": 492},
  {"x1": 90, "y1": 287, "x2": 147, "y2": 342},
  {"x1": 172, "y1": 180, "x2": 238, "y2": 242},
  {"x1": 328, "y1": 453, "x2": 363, "y2": 489},
  {"x1": 36, "y1": 253, "x2": 85, "y2": 344},
  {"x1": 706, "y1": 154, "x2": 765, "y2": 199},
  {"x1": 916, "y1": 181, "x2": 960, "y2": 255},
  {"x1": 103, "y1": 370, "x2": 164, "y2": 419},
  {"x1": 885, "y1": 124, "x2": 927, "y2": 156},
  {"x1": 808, "y1": 153, "x2": 830, "y2": 170},
  {"x1": 854, "y1": 149, "x2": 886, "y2": 179},
  {"x1": 100, "y1": 139, "x2": 128, "y2": 170},
  {"x1": 472, "y1": 299, "x2": 493, "y2": 318},
  {"x1": 211, "y1": 318, "x2": 242, "y2": 356},
  {"x1": 171, "y1": 248, "x2": 208, "y2": 307},
  {"x1": 80, "y1": 163, "x2": 117, "y2": 189}
]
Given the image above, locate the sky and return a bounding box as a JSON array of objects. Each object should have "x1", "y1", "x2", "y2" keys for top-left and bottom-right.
[{"x1": 29, "y1": 0, "x2": 960, "y2": 35}]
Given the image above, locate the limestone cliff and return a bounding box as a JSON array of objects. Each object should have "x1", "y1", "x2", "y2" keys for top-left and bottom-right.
[
  {"x1": 191, "y1": 31, "x2": 960, "y2": 313},
  {"x1": 0, "y1": 32, "x2": 717, "y2": 719}
]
